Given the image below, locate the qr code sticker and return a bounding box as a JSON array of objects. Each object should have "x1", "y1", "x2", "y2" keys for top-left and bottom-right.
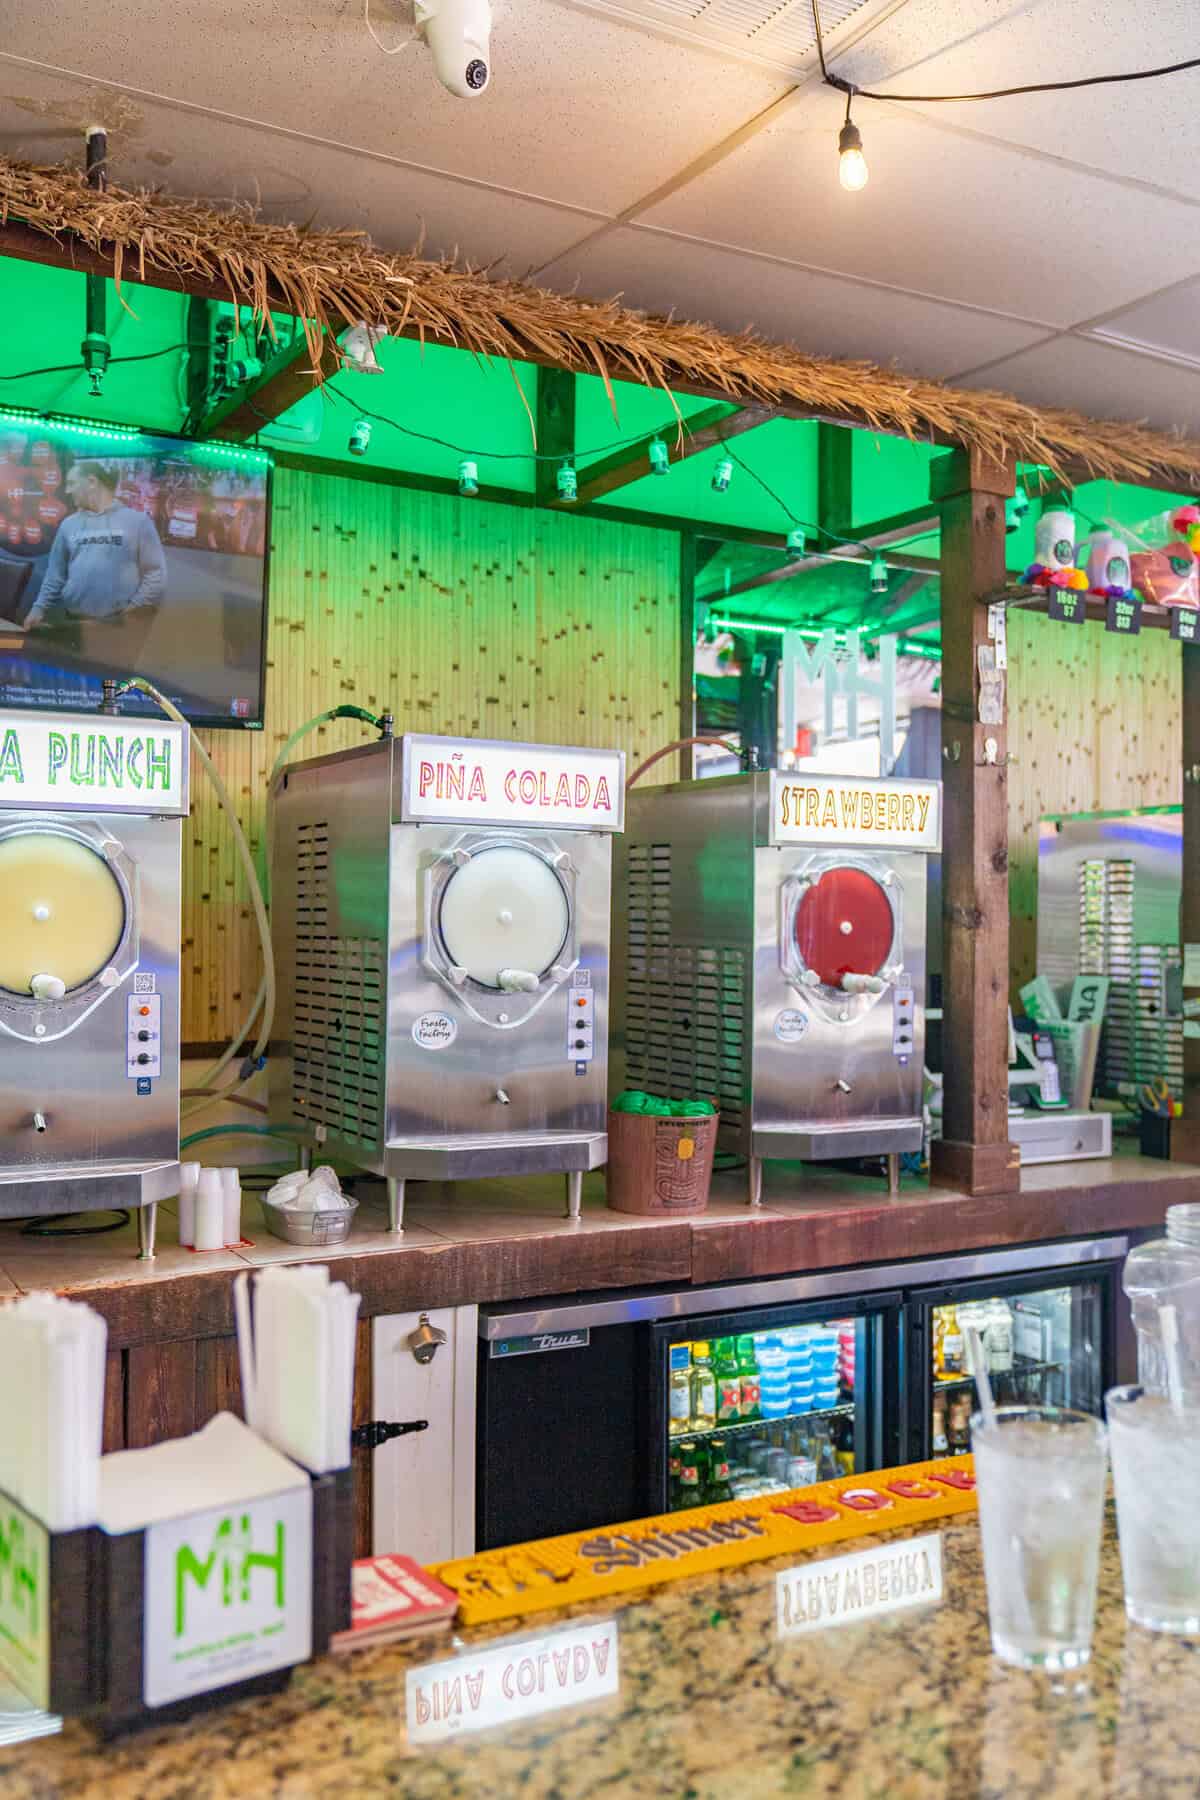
[{"x1": 133, "y1": 973, "x2": 156, "y2": 994}]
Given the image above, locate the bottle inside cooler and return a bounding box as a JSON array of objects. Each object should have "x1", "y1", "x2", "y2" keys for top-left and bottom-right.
[
  {"x1": 929, "y1": 1281, "x2": 1102, "y2": 1456},
  {"x1": 666, "y1": 1319, "x2": 860, "y2": 1509}
]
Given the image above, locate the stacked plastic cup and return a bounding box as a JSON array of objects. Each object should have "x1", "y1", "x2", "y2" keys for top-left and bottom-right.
[
  {"x1": 758, "y1": 1341, "x2": 791, "y2": 1418},
  {"x1": 837, "y1": 1322, "x2": 856, "y2": 1395},
  {"x1": 780, "y1": 1326, "x2": 815, "y2": 1414},
  {"x1": 812, "y1": 1327, "x2": 841, "y2": 1410}
]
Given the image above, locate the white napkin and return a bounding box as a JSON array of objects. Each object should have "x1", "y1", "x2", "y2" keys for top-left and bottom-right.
[
  {"x1": 237, "y1": 1266, "x2": 361, "y2": 1473},
  {"x1": 96, "y1": 1413, "x2": 308, "y2": 1533},
  {"x1": 0, "y1": 1293, "x2": 107, "y2": 1531}
]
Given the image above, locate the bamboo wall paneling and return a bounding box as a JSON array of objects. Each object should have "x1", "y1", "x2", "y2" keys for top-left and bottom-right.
[
  {"x1": 185, "y1": 466, "x2": 681, "y2": 1044},
  {"x1": 1006, "y1": 609, "x2": 1181, "y2": 991}
]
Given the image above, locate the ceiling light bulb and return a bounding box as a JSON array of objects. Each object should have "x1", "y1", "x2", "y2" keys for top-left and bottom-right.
[
  {"x1": 785, "y1": 527, "x2": 808, "y2": 562},
  {"x1": 648, "y1": 437, "x2": 671, "y2": 476},
  {"x1": 712, "y1": 457, "x2": 733, "y2": 493},
  {"x1": 556, "y1": 459, "x2": 578, "y2": 502},
  {"x1": 869, "y1": 552, "x2": 888, "y2": 593},
  {"x1": 838, "y1": 120, "x2": 869, "y2": 192},
  {"x1": 458, "y1": 459, "x2": 479, "y2": 496}
]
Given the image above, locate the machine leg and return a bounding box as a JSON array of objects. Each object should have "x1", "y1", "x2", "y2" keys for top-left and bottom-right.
[
  {"x1": 747, "y1": 1156, "x2": 763, "y2": 1208},
  {"x1": 565, "y1": 1169, "x2": 584, "y2": 1221},
  {"x1": 886, "y1": 1152, "x2": 900, "y2": 1198},
  {"x1": 387, "y1": 1176, "x2": 405, "y2": 1235},
  {"x1": 137, "y1": 1201, "x2": 158, "y2": 1261}
]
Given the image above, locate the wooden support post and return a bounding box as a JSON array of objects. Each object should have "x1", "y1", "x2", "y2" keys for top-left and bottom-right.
[
  {"x1": 1172, "y1": 644, "x2": 1200, "y2": 1163},
  {"x1": 818, "y1": 422, "x2": 854, "y2": 539},
  {"x1": 679, "y1": 534, "x2": 697, "y2": 779},
  {"x1": 929, "y1": 448, "x2": 1021, "y2": 1197},
  {"x1": 534, "y1": 368, "x2": 576, "y2": 507}
]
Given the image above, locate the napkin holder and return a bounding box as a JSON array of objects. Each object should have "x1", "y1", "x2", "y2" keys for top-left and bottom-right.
[
  {"x1": 0, "y1": 1465, "x2": 354, "y2": 1736},
  {"x1": 0, "y1": 1488, "x2": 107, "y2": 1717}
]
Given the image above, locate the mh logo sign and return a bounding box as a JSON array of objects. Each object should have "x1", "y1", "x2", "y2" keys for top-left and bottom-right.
[
  {"x1": 174, "y1": 1512, "x2": 286, "y2": 1637},
  {"x1": 145, "y1": 1486, "x2": 312, "y2": 1709},
  {"x1": 779, "y1": 630, "x2": 899, "y2": 774},
  {"x1": 0, "y1": 1495, "x2": 50, "y2": 1708}
]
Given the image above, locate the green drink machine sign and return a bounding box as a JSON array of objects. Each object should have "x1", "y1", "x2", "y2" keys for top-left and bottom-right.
[
  {"x1": 142, "y1": 1485, "x2": 312, "y2": 1708},
  {"x1": 0, "y1": 1493, "x2": 50, "y2": 1710},
  {"x1": 0, "y1": 710, "x2": 188, "y2": 815}
]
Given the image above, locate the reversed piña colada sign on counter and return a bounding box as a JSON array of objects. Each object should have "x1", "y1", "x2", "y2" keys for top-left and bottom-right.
[
  {"x1": 399, "y1": 733, "x2": 625, "y2": 831},
  {"x1": 430, "y1": 1458, "x2": 976, "y2": 1626},
  {"x1": 769, "y1": 773, "x2": 941, "y2": 851}
]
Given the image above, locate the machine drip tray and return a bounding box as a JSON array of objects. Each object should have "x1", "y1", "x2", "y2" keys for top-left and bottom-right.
[
  {"x1": 752, "y1": 1119, "x2": 923, "y2": 1161},
  {"x1": 383, "y1": 1131, "x2": 608, "y2": 1180},
  {"x1": 0, "y1": 1159, "x2": 179, "y2": 1218}
]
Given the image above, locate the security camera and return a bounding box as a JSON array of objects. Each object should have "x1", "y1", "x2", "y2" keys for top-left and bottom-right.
[{"x1": 415, "y1": 0, "x2": 492, "y2": 96}]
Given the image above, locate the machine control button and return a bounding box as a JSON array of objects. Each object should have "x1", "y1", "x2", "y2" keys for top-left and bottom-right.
[
  {"x1": 127, "y1": 993, "x2": 163, "y2": 1079},
  {"x1": 137, "y1": 1030, "x2": 151, "y2": 1042},
  {"x1": 136, "y1": 1053, "x2": 151, "y2": 1066}
]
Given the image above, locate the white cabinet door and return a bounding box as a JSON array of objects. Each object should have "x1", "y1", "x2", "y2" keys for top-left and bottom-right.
[{"x1": 371, "y1": 1305, "x2": 477, "y2": 1564}]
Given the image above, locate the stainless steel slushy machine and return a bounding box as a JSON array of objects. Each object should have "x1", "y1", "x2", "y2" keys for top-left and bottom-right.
[
  {"x1": 614, "y1": 769, "x2": 941, "y2": 1202},
  {"x1": 0, "y1": 707, "x2": 188, "y2": 1253},
  {"x1": 270, "y1": 732, "x2": 624, "y2": 1226}
]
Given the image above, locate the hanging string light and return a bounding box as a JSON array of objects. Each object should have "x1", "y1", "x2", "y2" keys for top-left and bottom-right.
[
  {"x1": 556, "y1": 458, "x2": 578, "y2": 501},
  {"x1": 869, "y1": 552, "x2": 889, "y2": 593},
  {"x1": 648, "y1": 437, "x2": 671, "y2": 476},
  {"x1": 837, "y1": 96, "x2": 869, "y2": 193},
  {"x1": 712, "y1": 456, "x2": 733, "y2": 493},
  {"x1": 458, "y1": 459, "x2": 479, "y2": 496},
  {"x1": 785, "y1": 526, "x2": 809, "y2": 561}
]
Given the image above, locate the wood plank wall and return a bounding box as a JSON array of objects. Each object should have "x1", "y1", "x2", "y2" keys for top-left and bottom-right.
[
  {"x1": 185, "y1": 465, "x2": 682, "y2": 1044},
  {"x1": 1007, "y1": 609, "x2": 1182, "y2": 989}
]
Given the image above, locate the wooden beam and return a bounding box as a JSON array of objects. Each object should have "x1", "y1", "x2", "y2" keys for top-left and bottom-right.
[
  {"x1": 818, "y1": 422, "x2": 853, "y2": 539},
  {"x1": 534, "y1": 368, "x2": 575, "y2": 507},
  {"x1": 201, "y1": 331, "x2": 333, "y2": 440},
  {"x1": 716, "y1": 542, "x2": 940, "y2": 603},
  {"x1": 928, "y1": 448, "x2": 1020, "y2": 1198},
  {"x1": 678, "y1": 534, "x2": 697, "y2": 779},
  {"x1": 561, "y1": 403, "x2": 776, "y2": 508}
]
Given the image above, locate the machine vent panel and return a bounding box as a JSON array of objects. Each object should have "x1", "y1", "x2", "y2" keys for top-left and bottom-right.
[
  {"x1": 1077, "y1": 857, "x2": 1181, "y2": 1094},
  {"x1": 625, "y1": 843, "x2": 747, "y2": 1126},
  {"x1": 291, "y1": 821, "x2": 385, "y2": 1148}
]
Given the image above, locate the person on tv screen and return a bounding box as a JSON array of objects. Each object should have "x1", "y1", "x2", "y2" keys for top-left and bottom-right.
[{"x1": 24, "y1": 458, "x2": 167, "y2": 661}]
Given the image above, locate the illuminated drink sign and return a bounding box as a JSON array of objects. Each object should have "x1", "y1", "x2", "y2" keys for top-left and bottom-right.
[
  {"x1": 0, "y1": 711, "x2": 188, "y2": 815},
  {"x1": 400, "y1": 734, "x2": 624, "y2": 831},
  {"x1": 769, "y1": 773, "x2": 940, "y2": 852}
]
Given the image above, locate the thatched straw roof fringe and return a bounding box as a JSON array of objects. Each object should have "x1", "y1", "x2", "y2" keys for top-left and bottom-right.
[{"x1": 1, "y1": 153, "x2": 1198, "y2": 491}]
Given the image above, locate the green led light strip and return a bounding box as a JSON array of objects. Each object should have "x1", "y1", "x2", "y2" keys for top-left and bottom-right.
[{"x1": 0, "y1": 407, "x2": 272, "y2": 467}]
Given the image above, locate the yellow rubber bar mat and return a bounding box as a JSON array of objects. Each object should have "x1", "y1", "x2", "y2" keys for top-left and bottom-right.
[{"x1": 432, "y1": 1456, "x2": 977, "y2": 1625}]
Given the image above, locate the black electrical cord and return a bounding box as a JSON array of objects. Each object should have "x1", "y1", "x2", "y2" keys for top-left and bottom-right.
[
  {"x1": 0, "y1": 342, "x2": 203, "y2": 384},
  {"x1": 811, "y1": 0, "x2": 1200, "y2": 105},
  {"x1": 18, "y1": 1209, "x2": 131, "y2": 1237}
]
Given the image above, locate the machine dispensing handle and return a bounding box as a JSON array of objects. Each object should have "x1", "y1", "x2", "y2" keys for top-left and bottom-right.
[
  {"x1": 840, "y1": 972, "x2": 886, "y2": 996},
  {"x1": 497, "y1": 968, "x2": 539, "y2": 992}
]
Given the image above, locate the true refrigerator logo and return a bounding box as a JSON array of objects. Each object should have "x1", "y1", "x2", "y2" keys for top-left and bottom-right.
[
  {"x1": 173, "y1": 1512, "x2": 286, "y2": 1638},
  {"x1": 144, "y1": 1486, "x2": 312, "y2": 1710},
  {"x1": 491, "y1": 1329, "x2": 591, "y2": 1357}
]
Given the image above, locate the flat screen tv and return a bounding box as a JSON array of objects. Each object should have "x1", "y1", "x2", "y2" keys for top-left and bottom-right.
[{"x1": 0, "y1": 412, "x2": 270, "y2": 729}]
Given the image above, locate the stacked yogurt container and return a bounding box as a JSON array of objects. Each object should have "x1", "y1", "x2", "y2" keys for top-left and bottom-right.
[
  {"x1": 780, "y1": 1327, "x2": 814, "y2": 1414},
  {"x1": 758, "y1": 1340, "x2": 791, "y2": 1418},
  {"x1": 811, "y1": 1327, "x2": 840, "y2": 1409}
]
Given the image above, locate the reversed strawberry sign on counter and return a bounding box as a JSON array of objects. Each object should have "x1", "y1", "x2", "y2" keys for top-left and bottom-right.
[{"x1": 430, "y1": 1458, "x2": 977, "y2": 1626}]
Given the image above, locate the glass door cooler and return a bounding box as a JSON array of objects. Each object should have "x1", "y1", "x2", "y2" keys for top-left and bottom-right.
[
  {"x1": 649, "y1": 1290, "x2": 902, "y2": 1514},
  {"x1": 903, "y1": 1237, "x2": 1128, "y2": 1462}
]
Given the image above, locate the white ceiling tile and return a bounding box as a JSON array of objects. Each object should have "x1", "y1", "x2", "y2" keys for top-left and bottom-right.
[
  {"x1": 832, "y1": 0, "x2": 1200, "y2": 198},
  {"x1": 0, "y1": 0, "x2": 790, "y2": 215},
  {"x1": 1089, "y1": 280, "x2": 1200, "y2": 366},
  {"x1": 0, "y1": 71, "x2": 594, "y2": 270},
  {"x1": 960, "y1": 334, "x2": 1200, "y2": 436},
  {"x1": 632, "y1": 89, "x2": 1199, "y2": 326},
  {"x1": 545, "y1": 225, "x2": 1049, "y2": 376}
]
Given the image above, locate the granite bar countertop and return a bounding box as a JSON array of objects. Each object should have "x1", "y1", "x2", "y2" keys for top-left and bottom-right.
[{"x1": 3, "y1": 1507, "x2": 1196, "y2": 1797}]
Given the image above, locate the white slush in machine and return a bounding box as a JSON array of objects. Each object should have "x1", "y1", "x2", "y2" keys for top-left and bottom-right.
[{"x1": 0, "y1": 707, "x2": 187, "y2": 1255}]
